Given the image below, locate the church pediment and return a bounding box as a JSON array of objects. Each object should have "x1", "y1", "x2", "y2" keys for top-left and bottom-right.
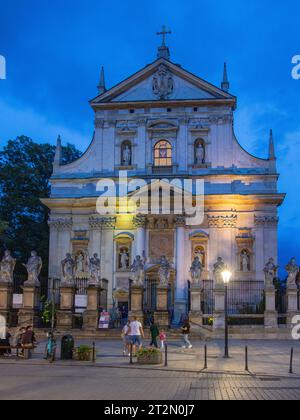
[{"x1": 90, "y1": 59, "x2": 236, "y2": 107}]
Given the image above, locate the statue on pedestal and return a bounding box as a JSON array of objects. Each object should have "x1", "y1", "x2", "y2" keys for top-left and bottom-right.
[
  {"x1": 286, "y1": 257, "x2": 299, "y2": 289},
  {"x1": 264, "y1": 258, "x2": 279, "y2": 289},
  {"x1": 89, "y1": 253, "x2": 101, "y2": 285},
  {"x1": 158, "y1": 256, "x2": 170, "y2": 287},
  {"x1": 122, "y1": 145, "x2": 131, "y2": 166},
  {"x1": 61, "y1": 253, "x2": 75, "y2": 285},
  {"x1": 0, "y1": 250, "x2": 16, "y2": 284},
  {"x1": 23, "y1": 251, "x2": 42, "y2": 286},
  {"x1": 120, "y1": 249, "x2": 129, "y2": 271},
  {"x1": 130, "y1": 255, "x2": 145, "y2": 286},
  {"x1": 241, "y1": 251, "x2": 250, "y2": 272},
  {"x1": 213, "y1": 257, "x2": 226, "y2": 286},
  {"x1": 195, "y1": 143, "x2": 205, "y2": 165},
  {"x1": 190, "y1": 256, "x2": 203, "y2": 285}
]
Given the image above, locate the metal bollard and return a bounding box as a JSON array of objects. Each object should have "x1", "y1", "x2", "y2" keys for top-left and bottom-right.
[
  {"x1": 129, "y1": 343, "x2": 133, "y2": 365},
  {"x1": 164, "y1": 344, "x2": 168, "y2": 367},
  {"x1": 92, "y1": 342, "x2": 96, "y2": 363},
  {"x1": 204, "y1": 344, "x2": 208, "y2": 370},
  {"x1": 245, "y1": 346, "x2": 249, "y2": 372},
  {"x1": 289, "y1": 348, "x2": 294, "y2": 374}
]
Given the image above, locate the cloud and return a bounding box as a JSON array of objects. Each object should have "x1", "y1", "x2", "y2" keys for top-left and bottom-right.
[{"x1": 0, "y1": 99, "x2": 90, "y2": 150}]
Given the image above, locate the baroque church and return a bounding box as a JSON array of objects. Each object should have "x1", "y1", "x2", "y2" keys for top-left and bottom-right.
[{"x1": 43, "y1": 31, "x2": 285, "y2": 324}]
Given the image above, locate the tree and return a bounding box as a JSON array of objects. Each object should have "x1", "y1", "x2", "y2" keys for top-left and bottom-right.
[{"x1": 0, "y1": 136, "x2": 82, "y2": 275}]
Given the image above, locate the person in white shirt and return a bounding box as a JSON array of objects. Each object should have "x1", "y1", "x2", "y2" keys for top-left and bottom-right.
[{"x1": 128, "y1": 316, "x2": 144, "y2": 354}]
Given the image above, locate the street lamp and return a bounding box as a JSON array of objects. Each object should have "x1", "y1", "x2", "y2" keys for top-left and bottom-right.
[{"x1": 222, "y1": 269, "x2": 232, "y2": 359}]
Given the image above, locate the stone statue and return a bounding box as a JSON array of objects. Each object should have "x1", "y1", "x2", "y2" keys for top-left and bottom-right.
[
  {"x1": 120, "y1": 250, "x2": 129, "y2": 270},
  {"x1": 61, "y1": 253, "x2": 75, "y2": 285},
  {"x1": 190, "y1": 256, "x2": 203, "y2": 285},
  {"x1": 158, "y1": 256, "x2": 171, "y2": 287},
  {"x1": 75, "y1": 251, "x2": 89, "y2": 277},
  {"x1": 286, "y1": 257, "x2": 299, "y2": 289},
  {"x1": 89, "y1": 253, "x2": 101, "y2": 285},
  {"x1": 23, "y1": 251, "x2": 42, "y2": 286},
  {"x1": 213, "y1": 257, "x2": 227, "y2": 286},
  {"x1": 241, "y1": 251, "x2": 250, "y2": 272},
  {"x1": 122, "y1": 145, "x2": 131, "y2": 166},
  {"x1": 264, "y1": 258, "x2": 279, "y2": 289},
  {"x1": 195, "y1": 143, "x2": 205, "y2": 165},
  {"x1": 0, "y1": 250, "x2": 16, "y2": 284},
  {"x1": 130, "y1": 255, "x2": 145, "y2": 286}
]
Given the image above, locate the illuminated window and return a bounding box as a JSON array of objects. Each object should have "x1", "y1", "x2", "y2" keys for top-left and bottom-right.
[{"x1": 154, "y1": 140, "x2": 172, "y2": 167}]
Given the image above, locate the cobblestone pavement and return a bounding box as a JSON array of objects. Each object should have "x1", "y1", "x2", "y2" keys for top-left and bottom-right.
[{"x1": 0, "y1": 364, "x2": 300, "y2": 400}]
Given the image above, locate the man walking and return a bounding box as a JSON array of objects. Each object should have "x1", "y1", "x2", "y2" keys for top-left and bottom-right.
[
  {"x1": 128, "y1": 316, "x2": 144, "y2": 355},
  {"x1": 181, "y1": 318, "x2": 193, "y2": 349},
  {"x1": 149, "y1": 320, "x2": 159, "y2": 348}
]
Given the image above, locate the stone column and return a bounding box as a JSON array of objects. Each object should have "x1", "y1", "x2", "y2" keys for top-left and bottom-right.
[
  {"x1": 0, "y1": 282, "x2": 13, "y2": 324},
  {"x1": 287, "y1": 286, "x2": 300, "y2": 326},
  {"x1": 189, "y1": 285, "x2": 203, "y2": 326},
  {"x1": 264, "y1": 286, "x2": 278, "y2": 328},
  {"x1": 83, "y1": 285, "x2": 101, "y2": 331},
  {"x1": 18, "y1": 285, "x2": 40, "y2": 328},
  {"x1": 129, "y1": 285, "x2": 144, "y2": 324},
  {"x1": 155, "y1": 286, "x2": 169, "y2": 328},
  {"x1": 213, "y1": 286, "x2": 225, "y2": 329},
  {"x1": 174, "y1": 217, "x2": 187, "y2": 324},
  {"x1": 133, "y1": 215, "x2": 146, "y2": 257},
  {"x1": 57, "y1": 285, "x2": 76, "y2": 330}
]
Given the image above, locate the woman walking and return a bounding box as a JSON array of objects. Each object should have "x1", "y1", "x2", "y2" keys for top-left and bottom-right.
[
  {"x1": 122, "y1": 320, "x2": 131, "y2": 356},
  {"x1": 149, "y1": 321, "x2": 159, "y2": 348},
  {"x1": 181, "y1": 318, "x2": 193, "y2": 349}
]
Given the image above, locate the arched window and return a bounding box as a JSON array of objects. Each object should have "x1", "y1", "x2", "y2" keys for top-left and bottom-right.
[
  {"x1": 194, "y1": 139, "x2": 206, "y2": 165},
  {"x1": 121, "y1": 141, "x2": 132, "y2": 166},
  {"x1": 154, "y1": 140, "x2": 172, "y2": 167}
]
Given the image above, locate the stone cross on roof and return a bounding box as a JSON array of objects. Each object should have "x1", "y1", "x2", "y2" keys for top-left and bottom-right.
[{"x1": 157, "y1": 25, "x2": 172, "y2": 47}]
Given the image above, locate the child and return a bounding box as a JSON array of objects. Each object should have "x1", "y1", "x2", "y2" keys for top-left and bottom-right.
[{"x1": 159, "y1": 331, "x2": 167, "y2": 350}]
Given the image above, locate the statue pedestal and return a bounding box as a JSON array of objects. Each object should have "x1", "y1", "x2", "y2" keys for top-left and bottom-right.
[
  {"x1": 0, "y1": 282, "x2": 13, "y2": 324},
  {"x1": 189, "y1": 285, "x2": 203, "y2": 326},
  {"x1": 154, "y1": 286, "x2": 169, "y2": 328},
  {"x1": 287, "y1": 287, "x2": 300, "y2": 326},
  {"x1": 18, "y1": 285, "x2": 40, "y2": 327},
  {"x1": 83, "y1": 285, "x2": 101, "y2": 331},
  {"x1": 129, "y1": 285, "x2": 144, "y2": 324},
  {"x1": 264, "y1": 287, "x2": 278, "y2": 328},
  {"x1": 213, "y1": 287, "x2": 225, "y2": 329},
  {"x1": 57, "y1": 285, "x2": 76, "y2": 330}
]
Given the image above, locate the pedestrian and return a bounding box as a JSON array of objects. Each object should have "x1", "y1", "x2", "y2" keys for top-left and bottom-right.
[
  {"x1": 181, "y1": 318, "x2": 193, "y2": 349},
  {"x1": 0, "y1": 328, "x2": 11, "y2": 357},
  {"x1": 45, "y1": 331, "x2": 56, "y2": 363},
  {"x1": 128, "y1": 316, "x2": 144, "y2": 355},
  {"x1": 12, "y1": 327, "x2": 25, "y2": 357},
  {"x1": 159, "y1": 330, "x2": 167, "y2": 350},
  {"x1": 121, "y1": 320, "x2": 132, "y2": 356},
  {"x1": 149, "y1": 321, "x2": 159, "y2": 348}
]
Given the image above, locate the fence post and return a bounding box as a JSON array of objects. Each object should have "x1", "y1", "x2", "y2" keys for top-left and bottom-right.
[
  {"x1": 164, "y1": 344, "x2": 168, "y2": 367},
  {"x1": 204, "y1": 344, "x2": 208, "y2": 370},
  {"x1": 289, "y1": 348, "x2": 294, "y2": 374},
  {"x1": 245, "y1": 346, "x2": 249, "y2": 372},
  {"x1": 92, "y1": 342, "x2": 96, "y2": 363},
  {"x1": 129, "y1": 343, "x2": 133, "y2": 365}
]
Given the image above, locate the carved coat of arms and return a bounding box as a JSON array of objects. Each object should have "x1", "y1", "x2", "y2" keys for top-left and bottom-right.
[{"x1": 152, "y1": 64, "x2": 174, "y2": 100}]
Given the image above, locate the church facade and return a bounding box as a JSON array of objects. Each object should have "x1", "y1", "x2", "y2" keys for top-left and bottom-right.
[{"x1": 43, "y1": 39, "x2": 285, "y2": 324}]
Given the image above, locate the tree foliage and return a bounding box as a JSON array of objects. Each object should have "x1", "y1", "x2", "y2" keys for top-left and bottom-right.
[{"x1": 0, "y1": 136, "x2": 82, "y2": 275}]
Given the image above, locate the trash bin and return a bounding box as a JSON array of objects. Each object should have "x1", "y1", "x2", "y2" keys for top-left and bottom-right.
[{"x1": 61, "y1": 335, "x2": 74, "y2": 360}]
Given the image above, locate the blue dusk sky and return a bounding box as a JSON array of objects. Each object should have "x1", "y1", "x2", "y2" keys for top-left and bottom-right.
[{"x1": 0, "y1": 0, "x2": 299, "y2": 275}]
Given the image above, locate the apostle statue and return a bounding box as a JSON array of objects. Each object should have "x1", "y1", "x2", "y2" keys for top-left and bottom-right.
[
  {"x1": 122, "y1": 145, "x2": 131, "y2": 166},
  {"x1": 158, "y1": 256, "x2": 171, "y2": 287},
  {"x1": 213, "y1": 257, "x2": 226, "y2": 286},
  {"x1": 88, "y1": 253, "x2": 101, "y2": 285},
  {"x1": 23, "y1": 251, "x2": 43, "y2": 286},
  {"x1": 75, "y1": 251, "x2": 89, "y2": 277},
  {"x1": 130, "y1": 255, "x2": 145, "y2": 287},
  {"x1": 264, "y1": 258, "x2": 279, "y2": 289},
  {"x1": 195, "y1": 143, "x2": 205, "y2": 165},
  {"x1": 0, "y1": 250, "x2": 16, "y2": 284},
  {"x1": 241, "y1": 251, "x2": 250, "y2": 272},
  {"x1": 286, "y1": 257, "x2": 299, "y2": 289},
  {"x1": 120, "y1": 249, "x2": 129, "y2": 271},
  {"x1": 190, "y1": 256, "x2": 203, "y2": 285},
  {"x1": 61, "y1": 253, "x2": 75, "y2": 285}
]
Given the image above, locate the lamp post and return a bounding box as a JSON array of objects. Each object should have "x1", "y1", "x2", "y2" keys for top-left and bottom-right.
[{"x1": 222, "y1": 270, "x2": 232, "y2": 359}]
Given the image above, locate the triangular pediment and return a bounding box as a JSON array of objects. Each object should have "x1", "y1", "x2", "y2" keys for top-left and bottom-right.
[{"x1": 90, "y1": 58, "x2": 236, "y2": 107}]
